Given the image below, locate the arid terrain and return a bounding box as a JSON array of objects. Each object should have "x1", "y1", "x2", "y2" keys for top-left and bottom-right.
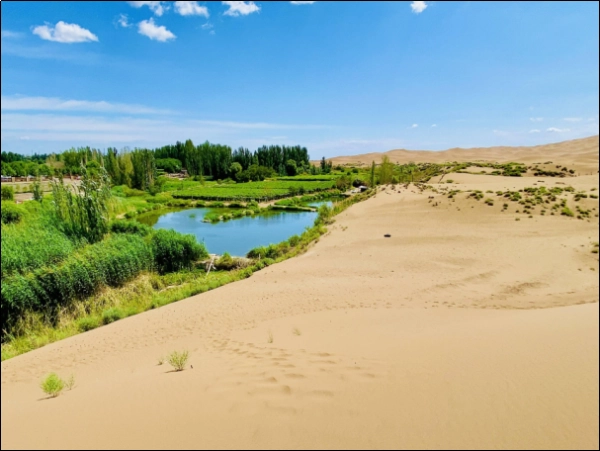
[{"x1": 2, "y1": 136, "x2": 599, "y2": 450}]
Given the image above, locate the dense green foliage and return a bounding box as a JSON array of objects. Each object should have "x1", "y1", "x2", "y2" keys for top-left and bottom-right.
[
  {"x1": 151, "y1": 229, "x2": 209, "y2": 275},
  {"x1": 1, "y1": 220, "x2": 76, "y2": 277},
  {"x1": 109, "y1": 220, "x2": 153, "y2": 236},
  {"x1": 1, "y1": 202, "x2": 25, "y2": 225},
  {"x1": 1, "y1": 186, "x2": 14, "y2": 201},
  {"x1": 1, "y1": 235, "x2": 153, "y2": 336}
]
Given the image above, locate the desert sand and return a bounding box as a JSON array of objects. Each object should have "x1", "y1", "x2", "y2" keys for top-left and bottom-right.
[{"x1": 2, "y1": 137, "x2": 599, "y2": 450}]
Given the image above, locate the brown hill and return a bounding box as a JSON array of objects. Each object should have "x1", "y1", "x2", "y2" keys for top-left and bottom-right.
[{"x1": 325, "y1": 135, "x2": 599, "y2": 174}]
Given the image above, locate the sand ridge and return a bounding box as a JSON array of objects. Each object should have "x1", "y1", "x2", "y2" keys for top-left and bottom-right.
[
  {"x1": 326, "y1": 135, "x2": 600, "y2": 174},
  {"x1": 1, "y1": 139, "x2": 599, "y2": 450}
]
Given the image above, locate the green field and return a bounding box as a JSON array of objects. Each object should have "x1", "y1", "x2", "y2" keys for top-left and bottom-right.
[{"x1": 171, "y1": 180, "x2": 335, "y2": 201}]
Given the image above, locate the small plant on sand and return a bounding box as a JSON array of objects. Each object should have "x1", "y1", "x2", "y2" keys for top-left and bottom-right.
[
  {"x1": 561, "y1": 207, "x2": 575, "y2": 217},
  {"x1": 515, "y1": 218, "x2": 520, "y2": 221},
  {"x1": 485, "y1": 198, "x2": 494, "y2": 206},
  {"x1": 293, "y1": 328, "x2": 302, "y2": 336},
  {"x1": 168, "y1": 351, "x2": 190, "y2": 372},
  {"x1": 65, "y1": 375, "x2": 76, "y2": 391},
  {"x1": 267, "y1": 331, "x2": 274, "y2": 344},
  {"x1": 158, "y1": 356, "x2": 165, "y2": 366},
  {"x1": 41, "y1": 374, "x2": 65, "y2": 398}
]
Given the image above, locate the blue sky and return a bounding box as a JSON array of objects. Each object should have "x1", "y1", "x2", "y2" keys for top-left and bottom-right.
[{"x1": 1, "y1": 1, "x2": 598, "y2": 158}]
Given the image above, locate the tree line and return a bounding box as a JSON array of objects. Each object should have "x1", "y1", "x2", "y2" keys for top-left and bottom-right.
[{"x1": 2, "y1": 141, "x2": 330, "y2": 191}]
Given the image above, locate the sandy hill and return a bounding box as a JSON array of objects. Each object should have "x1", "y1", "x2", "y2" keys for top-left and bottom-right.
[
  {"x1": 327, "y1": 135, "x2": 599, "y2": 174},
  {"x1": 2, "y1": 138, "x2": 599, "y2": 449}
]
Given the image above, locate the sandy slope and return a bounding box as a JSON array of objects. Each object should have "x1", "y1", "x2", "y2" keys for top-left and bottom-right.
[
  {"x1": 327, "y1": 135, "x2": 600, "y2": 174},
  {"x1": 2, "y1": 173, "x2": 599, "y2": 448}
]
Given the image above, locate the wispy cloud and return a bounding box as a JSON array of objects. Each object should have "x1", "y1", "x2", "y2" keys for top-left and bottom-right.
[
  {"x1": 0, "y1": 113, "x2": 330, "y2": 148},
  {"x1": 128, "y1": 1, "x2": 167, "y2": 16},
  {"x1": 529, "y1": 129, "x2": 541, "y2": 133},
  {"x1": 138, "y1": 19, "x2": 176, "y2": 42},
  {"x1": 410, "y1": 1, "x2": 428, "y2": 14},
  {"x1": 563, "y1": 117, "x2": 582, "y2": 122},
  {"x1": 529, "y1": 117, "x2": 543, "y2": 122},
  {"x1": 222, "y1": 1, "x2": 260, "y2": 17},
  {"x1": 1, "y1": 30, "x2": 22, "y2": 39},
  {"x1": 117, "y1": 14, "x2": 132, "y2": 28},
  {"x1": 175, "y1": 1, "x2": 210, "y2": 17},
  {"x1": 290, "y1": 1, "x2": 316, "y2": 4},
  {"x1": 1, "y1": 95, "x2": 172, "y2": 115},
  {"x1": 32, "y1": 21, "x2": 98, "y2": 43},
  {"x1": 431, "y1": 124, "x2": 437, "y2": 128},
  {"x1": 411, "y1": 124, "x2": 419, "y2": 128},
  {"x1": 546, "y1": 127, "x2": 570, "y2": 133}
]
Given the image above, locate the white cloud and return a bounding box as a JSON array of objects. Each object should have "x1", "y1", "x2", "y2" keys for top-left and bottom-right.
[
  {"x1": 529, "y1": 129, "x2": 541, "y2": 133},
  {"x1": 202, "y1": 23, "x2": 214, "y2": 30},
  {"x1": 1, "y1": 30, "x2": 22, "y2": 39},
  {"x1": 222, "y1": 1, "x2": 260, "y2": 16},
  {"x1": 410, "y1": 1, "x2": 428, "y2": 14},
  {"x1": 290, "y1": 1, "x2": 316, "y2": 4},
  {"x1": 128, "y1": 1, "x2": 166, "y2": 16},
  {"x1": 175, "y1": 1, "x2": 210, "y2": 17},
  {"x1": 411, "y1": 124, "x2": 419, "y2": 128},
  {"x1": 32, "y1": 21, "x2": 98, "y2": 43},
  {"x1": 138, "y1": 19, "x2": 176, "y2": 42},
  {"x1": 117, "y1": 14, "x2": 131, "y2": 28},
  {"x1": 546, "y1": 127, "x2": 570, "y2": 133},
  {"x1": 431, "y1": 124, "x2": 437, "y2": 128},
  {"x1": 563, "y1": 117, "x2": 582, "y2": 122},
  {"x1": 529, "y1": 117, "x2": 543, "y2": 122},
  {"x1": 1, "y1": 95, "x2": 172, "y2": 115}
]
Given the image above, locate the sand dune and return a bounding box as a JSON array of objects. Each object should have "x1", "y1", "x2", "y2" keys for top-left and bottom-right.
[
  {"x1": 327, "y1": 135, "x2": 600, "y2": 174},
  {"x1": 2, "y1": 146, "x2": 599, "y2": 449}
]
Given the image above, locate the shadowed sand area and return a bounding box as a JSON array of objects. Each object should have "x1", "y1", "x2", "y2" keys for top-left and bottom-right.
[{"x1": 2, "y1": 139, "x2": 599, "y2": 450}]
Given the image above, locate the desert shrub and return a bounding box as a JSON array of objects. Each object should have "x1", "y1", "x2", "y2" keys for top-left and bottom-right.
[
  {"x1": 41, "y1": 374, "x2": 65, "y2": 398},
  {"x1": 1, "y1": 186, "x2": 15, "y2": 201},
  {"x1": 110, "y1": 220, "x2": 153, "y2": 236},
  {"x1": 168, "y1": 351, "x2": 189, "y2": 372},
  {"x1": 561, "y1": 207, "x2": 575, "y2": 217},
  {"x1": 102, "y1": 308, "x2": 124, "y2": 325},
  {"x1": 151, "y1": 229, "x2": 208, "y2": 274},
  {"x1": 1, "y1": 202, "x2": 26, "y2": 225}
]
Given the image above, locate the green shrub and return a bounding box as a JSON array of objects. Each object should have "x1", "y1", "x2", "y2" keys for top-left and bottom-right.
[
  {"x1": 216, "y1": 253, "x2": 237, "y2": 271},
  {"x1": 288, "y1": 235, "x2": 301, "y2": 247},
  {"x1": 110, "y1": 220, "x2": 153, "y2": 236},
  {"x1": 77, "y1": 317, "x2": 100, "y2": 332},
  {"x1": 102, "y1": 308, "x2": 124, "y2": 325},
  {"x1": 1, "y1": 202, "x2": 26, "y2": 225},
  {"x1": 1, "y1": 235, "x2": 153, "y2": 336},
  {"x1": 41, "y1": 373, "x2": 65, "y2": 398},
  {"x1": 1, "y1": 186, "x2": 15, "y2": 201},
  {"x1": 1, "y1": 221, "x2": 75, "y2": 277},
  {"x1": 168, "y1": 351, "x2": 189, "y2": 372},
  {"x1": 151, "y1": 229, "x2": 208, "y2": 274},
  {"x1": 561, "y1": 207, "x2": 575, "y2": 217}
]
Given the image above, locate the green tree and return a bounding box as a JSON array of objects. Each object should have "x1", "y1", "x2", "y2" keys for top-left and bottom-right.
[
  {"x1": 370, "y1": 161, "x2": 376, "y2": 187},
  {"x1": 285, "y1": 159, "x2": 298, "y2": 176},
  {"x1": 379, "y1": 156, "x2": 394, "y2": 185},
  {"x1": 51, "y1": 165, "x2": 112, "y2": 244},
  {"x1": 229, "y1": 162, "x2": 243, "y2": 181}
]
